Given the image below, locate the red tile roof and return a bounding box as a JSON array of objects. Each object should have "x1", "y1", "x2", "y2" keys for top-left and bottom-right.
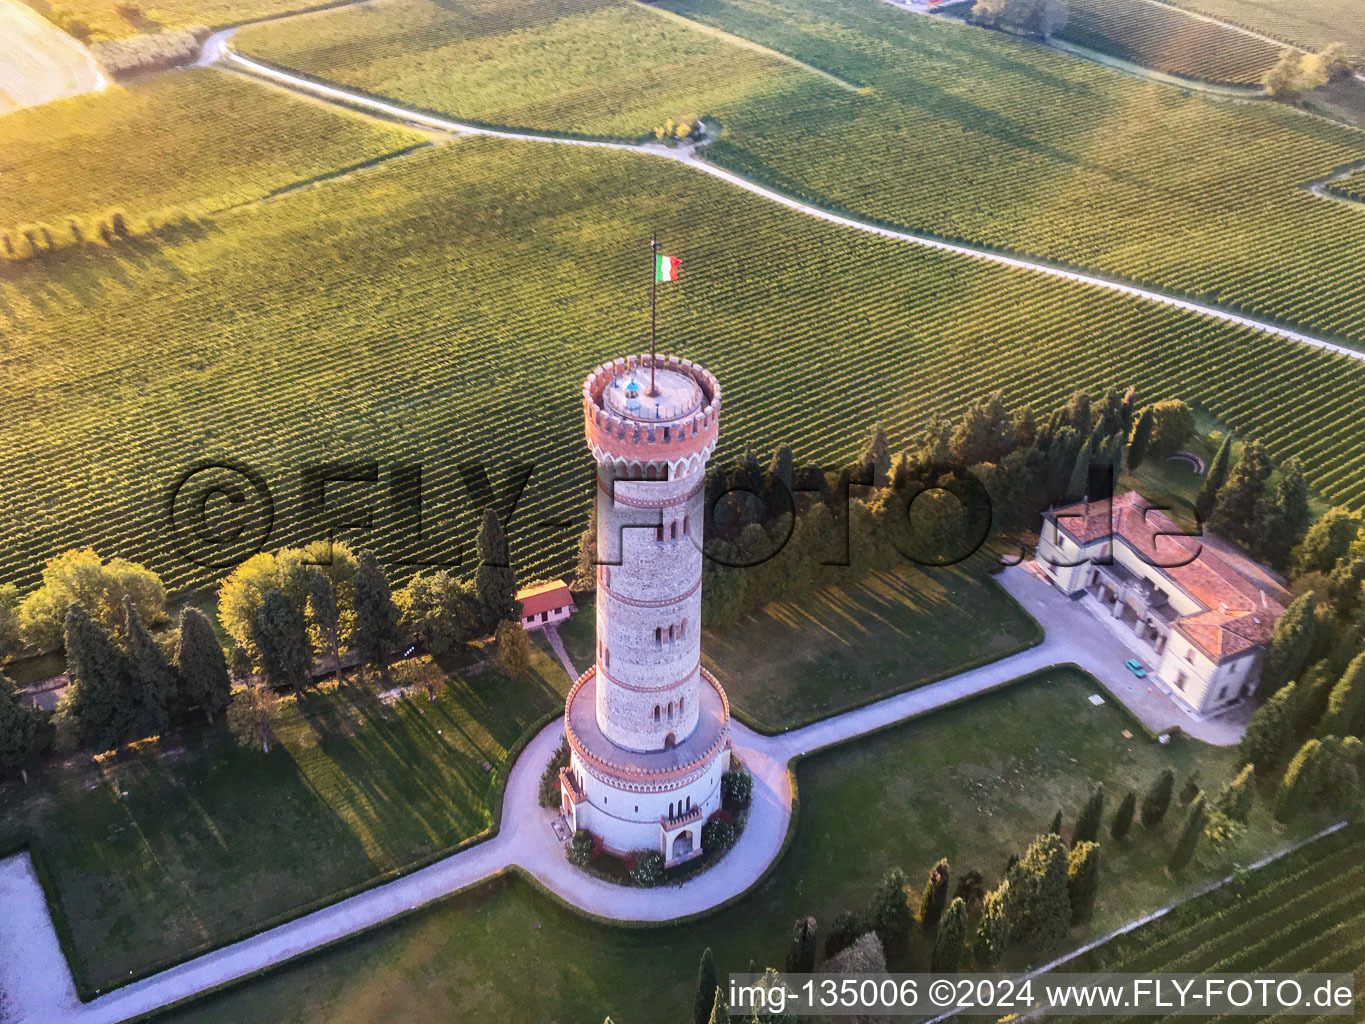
[
  {"x1": 1049, "y1": 492, "x2": 1285, "y2": 662},
  {"x1": 516, "y1": 580, "x2": 574, "y2": 618}
]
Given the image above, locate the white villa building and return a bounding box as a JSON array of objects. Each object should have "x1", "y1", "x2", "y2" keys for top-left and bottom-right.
[
  {"x1": 1036, "y1": 491, "x2": 1286, "y2": 717},
  {"x1": 558, "y1": 353, "x2": 731, "y2": 868}
]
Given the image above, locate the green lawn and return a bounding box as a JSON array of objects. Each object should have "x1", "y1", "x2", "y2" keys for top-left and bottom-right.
[
  {"x1": 0, "y1": 650, "x2": 567, "y2": 994},
  {"x1": 163, "y1": 667, "x2": 1321, "y2": 1024},
  {"x1": 546, "y1": 562, "x2": 1039, "y2": 732},
  {"x1": 705, "y1": 565, "x2": 1039, "y2": 730}
]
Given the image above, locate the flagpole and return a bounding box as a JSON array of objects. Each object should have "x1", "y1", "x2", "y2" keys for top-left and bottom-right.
[{"x1": 649, "y1": 232, "x2": 658, "y2": 396}]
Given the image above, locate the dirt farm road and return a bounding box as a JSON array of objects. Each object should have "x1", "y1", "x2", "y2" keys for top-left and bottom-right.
[
  {"x1": 212, "y1": 42, "x2": 1365, "y2": 366},
  {"x1": 0, "y1": 0, "x2": 107, "y2": 114}
]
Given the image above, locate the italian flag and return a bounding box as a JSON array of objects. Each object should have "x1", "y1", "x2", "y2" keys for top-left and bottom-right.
[{"x1": 655, "y1": 253, "x2": 680, "y2": 283}]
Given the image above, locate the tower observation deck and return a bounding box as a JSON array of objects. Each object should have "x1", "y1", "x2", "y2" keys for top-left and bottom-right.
[{"x1": 559, "y1": 353, "x2": 731, "y2": 867}]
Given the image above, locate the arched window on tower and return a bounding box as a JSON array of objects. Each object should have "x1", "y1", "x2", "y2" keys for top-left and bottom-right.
[
  {"x1": 655, "y1": 523, "x2": 664, "y2": 543},
  {"x1": 679, "y1": 696, "x2": 685, "y2": 715},
  {"x1": 680, "y1": 618, "x2": 687, "y2": 638},
  {"x1": 667, "y1": 701, "x2": 674, "y2": 720},
  {"x1": 655, "y1": 626, "x2": 662, "y2": 646},
  {"x1": 653, "y1": 705, "x2": 661, "y2": 723},
  {"x1": 670, "y1": 521, "x2": 678, "y2": 542},
  {"x1": 668, "y1": 624, "x2": 675, "y2": 643},
  {"x1": 683, "y1": 514, "x2": 690, "y2": 536}
]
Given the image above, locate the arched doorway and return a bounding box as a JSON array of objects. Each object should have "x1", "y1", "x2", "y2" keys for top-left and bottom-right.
[
  {"x1": 672, "y1": 830, "x2": 694, "y2": 859},
  {"x1": 663, "y1": 732, "x2": 676, "y2": 749}
]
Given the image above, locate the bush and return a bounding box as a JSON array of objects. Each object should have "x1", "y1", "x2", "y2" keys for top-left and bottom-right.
[
  {"x1": 722, "y1": 768, "x2": 752, "y2": 806},
  {"x1": 702, "y1": 816, "x2": 736, "y2": 852},
  {"x1": 539, "y1": 738, "x2": 570, "y2": 807},
  {"x1": 630, "y1": 849, "x2": 664, "y2": 886},
  {"x1": 569, "y1": 829, "x2": 601, "y2": 867}
]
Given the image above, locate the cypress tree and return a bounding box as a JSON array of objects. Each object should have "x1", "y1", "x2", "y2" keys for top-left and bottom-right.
[
  {"x1": 1167, "y1": 792, "x2": 1208, "y2": 873},
  {"x1": 121, "y1": 598, "x2": 172, "y2": 738},
  {"x1": 1178, "y1": 771, "x2": 1201, "y2": 807},
  {"x1": 693, "y1": 947, "x2": 718, "y2": 1024},
  {"x1": 1213, "y1": 764, "x2": 1256, "y2": 825},
  {"x1": 252, "y1": 588, "x2": 311, "y2": 696},
  {"x1": 823, "y1": 911, "x2": 864, "y2": 959},
  {"x1": 1208, "y1": 439, "x2": 1273, "y2": 549},
  {"x1": 930, "y1": 897, "x2": 967, "y2": 972},
  {"x1": 1126, "y1": 405, "x2": 1153, "y2": 471},
  {"x1": 1316, "y1": 651, "x2": 1365, "y2": 739},
  {"x1": 1240, "y1": 681, "x2": 1297, "y2": 775},
  {"x1": 860, "y1": 423, "x2": 891, "y2": 486},
  {"x1": 1066, "y1": 841, "x2": 1100, "y2": 925},
  {"x1": 1050, "y1": 808, "x2": 1063, "y2": 835},
  {"x1": 1110, "y1": 790, "x2": 1137, "y2": 841},
  {"x1": 308, "y1": 571, "x2": 344, "y2": 684},
  {"x1": 1258, "y1": 592, "x2": 1317, "y2": 701},
  {"x1": 175, "y1": 606, "x2": 231, "y2": 725},
  {"x1": 972, "y1": 882, "x2": 1009, "y2": 968},
  {"x1": 1274, "y1": 738, "x2": 1324, "y2": 822},
  {"x1": 475, "y1": 510, "x2": 518, "y2": 632},
  {"x1": 1141, "y1": 768, "x2": 1175, "y2": 829},
  {"x1": 1073, "y1": 783, "x2": 1104, "y2": 845},
  {"x1": 0, "y1": 671, "x2": 40, "y2": 776},
  {"x1": 707, "y1": 990, "x2": 730, "y2": 1024},
  {"x1": 784, "y1": 916, "x2": 817, "y2": 974},
  {"x1": 1195, "y1": 433, "x2": 1232, "y2": 521},
  {"x1": 61, "y1": 602, "x2": 130, "y2": 751},
  {"x1": 1066, "y1": 438, "x2": 1093, "y2": 502},
  {"x1": 1297, "y1": 508, "x2": 1362, "y2": 576},
  {"x1": 354, "y1": 551, "x2": 401, "y2": 686},
  {"x1": 766, "y1": 443, "x2": 795, "y2": 502},
  {"x1": 1014, "y1": 405, "x2": 1037, "y2": 450},
  {"x1": 868, "y1": 867, "x2": 913, "y2": 946},
  {"x1": 919, "y1": 858, "x2": 950, "y2": 930},
  {"x1": 1016, "y1": 833, "x2": 1071, "y2": 948},
  {"x1": 1255, "y1": 458, "x2": 1310, "y2": 569}
]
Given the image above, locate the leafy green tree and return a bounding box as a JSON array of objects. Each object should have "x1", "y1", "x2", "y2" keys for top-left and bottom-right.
[
  {"x1": 860, "y1": 423, "x2": 892, "y2": 486},
  {"x1": 972, "y1": 881, "x2": 1010, "y2": 967},
  {"x1": 1168, "y1": 792, "x2": 1208, "y2": 873},
  {"x1": 1297, "y1": 508, "x2": 1361, "y2": 575},
  {"x1": 19, "y1": 549, "x2": 166, "y2": 653},
  {"x1": 1240, "y1": 681, "x2": 1297, "y2": 774},
  {"x1": 1258, "y1": 592, "x2": 1318, "y2": 701},
  {"x1": 1146, "y1": 400, "x2": 1194, "y2": 458},
  {"x1": 931, "y1": 897, "x2": 967, "y2": 972},
  {"x1": 0, "y1": 671, "x2": 40, "y2": 777},
  {"x1": 252, "y1": 588, "x2": 311, "y2": 696},
  {"x1": 694, "y1": 947, "x2": 719, "y2": 1024},
  {"x1": 496, "y1": 620, "x2": 531, "y2": 676},
  {"x1": 823, "y1": 911, "x2": 864, "y2": 959},
  {"x1": 1066, "y1": 841, "x2": 1100, "y2": 925},
  {"x1": 0, "y1": 584, "x2": 22, "y2": 662},
  {"x1": 1110, "y1": 790, "x2": 1137, "y2": 841},
  {"x1": 1014, "y1": 405, "x2": 1037, "y2": 450},
  {"x1": 867, "y1": 867, "x2": 913, "y2": 946},
  {"x1": 226, "y1": 682, "x2": 278, "y2": 753},
  {"x1": 398, "y1": 570, "x2": 479, "y2": 661},
  {"x1": 1195, "y1": 433, "x2": 1233, "y2": 521},
  {"x1": 218, "y1": 542, "x2": 357, "y2": 656},
  {"x1": 58, "y1": 603, "x2": 130, "y2": 751},
  {"x1": 475, "y1": 510, "x2": 518, "y2": 633},
  {"x1": 175, "y1": 607, "x2": 231, "y2": 725},
  {"x1": 919, "y1": 858, "x2": 950, "y2": 930},
  {"x1": 1073, "y1": 783, "x2": 1104, "y2": 845},
  {"x1": 1209, "y1": 439, "x2": 1273, "y2": 549},
  {"x1": 1141, "y1": 768, "x2": 1175, "y2": 829},
  {"x1": 1327, "y1": 558, "x2": 1365, "y2": 621},
  {"x1": 1255, "y1": 458, "x2": 1310, "y2": 568},
  {"x1": 1316, "y1": 651, "x2": 1365, "y2": 739},
  {"x1": 354, "y1": 551, "x2": 401, "y2": 686},
  {"x1": 1126, "y1": 405, "x2": 1154, "y2": 472},
  {"x1": 1274, "y1": 737, "x2": 1361, "y2": 822},
  {"x1": 308, "y1": 571, "x2": 344, "y2": 683}
]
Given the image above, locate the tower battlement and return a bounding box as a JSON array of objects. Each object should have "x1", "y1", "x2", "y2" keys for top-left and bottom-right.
[{"x1": 583, "y1": 354, "x2": 721, "y2": 473}]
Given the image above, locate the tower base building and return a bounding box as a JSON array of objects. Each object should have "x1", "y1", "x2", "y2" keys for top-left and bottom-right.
[{"x1": 559, "y1": 353, "x2": 731, "y2": 867}]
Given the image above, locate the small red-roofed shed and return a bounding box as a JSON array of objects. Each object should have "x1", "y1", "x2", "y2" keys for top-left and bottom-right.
[{"x1": 516, "y1": 580, "x2": 574, "y2": 630}]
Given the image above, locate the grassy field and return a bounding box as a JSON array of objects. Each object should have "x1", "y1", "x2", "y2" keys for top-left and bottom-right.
[
  {"x1": 235, "y1": 0, "x2": 840, "y2": 138},
  {"x1": 161, "y1": 667, "x2": 1322, "y2": 1024},
  {"x1": 0, "y1": 650, "x2": 568, "y2": 992},
  {"x1": 1057, "y1": 0, "x2": 1285, "y2": 83},
  {"x1": 0, "y1": 70, "x2": 421, "y2": 231},
  {"x1": 1051, "y1": 823, "x2": 1365, "y2": 1021},
  {"x1": 4, "y1": 137, "x2": 1365, "y2": 598},
  {"x1": 550, "y1": 562, "x2": 1040, "y2": 730},
  {"x1": 1161, "y1": 0, "x2": 1364, "y2": 61},
  {"x1": 19, "y1": 0, "x2": 346, "y2": 40}
]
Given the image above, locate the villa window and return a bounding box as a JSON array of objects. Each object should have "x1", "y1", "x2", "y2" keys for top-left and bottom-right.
[{"x1": 1185, "y1": 648, "x2": 1195, "y2": 664}]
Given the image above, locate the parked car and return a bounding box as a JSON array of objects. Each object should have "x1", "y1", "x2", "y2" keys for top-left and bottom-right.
[{"x1": 1125, "y1": 658, "x2": 1147, "y2": 678}]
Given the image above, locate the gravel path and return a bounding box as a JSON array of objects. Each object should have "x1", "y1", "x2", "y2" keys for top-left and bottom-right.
[
  {"x1": 216, "y1": 44, "x2": 1365, "y2": 365},
  {"x1": 0, "y1": 0, "x2": 107, "y2": 113}
]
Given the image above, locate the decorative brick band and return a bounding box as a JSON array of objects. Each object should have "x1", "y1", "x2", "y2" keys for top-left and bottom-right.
[
  {"x1": 596, "y1": 660, "x2": 700, "y2": 694},
  {"x1": 598, "y1": 575, "x2": 702, "y2": 608}
]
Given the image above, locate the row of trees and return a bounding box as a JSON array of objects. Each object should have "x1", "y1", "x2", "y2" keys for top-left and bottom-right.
[{"x1": 0, "y1": 510, "x2": 527, "y2": 767}]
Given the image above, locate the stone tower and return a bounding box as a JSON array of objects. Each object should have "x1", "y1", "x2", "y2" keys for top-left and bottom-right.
[{"x1": 559, "y1": 352, "x2": 730, "y2": 867}]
